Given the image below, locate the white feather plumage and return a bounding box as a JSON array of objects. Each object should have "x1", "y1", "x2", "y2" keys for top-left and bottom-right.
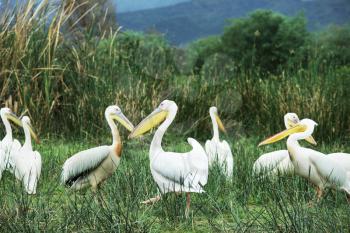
[
  {"x1": 0, "y1": 107, "x2": 22, "y2": 179},
  {"x1": 252, "y1": 150, "x2": 294, "y2": 176},
  {"x1": 60, "y1": 105, "x2": 134, "y2": 191},
  {"x1": 61, "y1": 145, "x2": 110, "y2": 184},
  {"x1": 12, "y1": 148, "x2": 41, "y2": 194},
  {"x1": 11, "y1": 116, "x2": 41, "y2": 194},
  {"x1": 253, "y1": 113, "x2": 300, "y2": 177},
  {"x1": 205, "y1": 139, "x2": 233, "y2": 177},
  {"x1": 205, "y1": 107, "x2": 233, "y2": 178},
  {"x1": 151, "y1": 137, "x2": 208, "y2": 194}
]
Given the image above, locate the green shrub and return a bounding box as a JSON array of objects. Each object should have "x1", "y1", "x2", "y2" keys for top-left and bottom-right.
[
  {"x1": 314, "y1": 25, "x2": 350, "y2": 67},
  {"x1": 222, "y1": 10, "x2": 308, "y2": 74},
  {"x1": 188, "y1": 35, "x2": 223, "y2": 73}
]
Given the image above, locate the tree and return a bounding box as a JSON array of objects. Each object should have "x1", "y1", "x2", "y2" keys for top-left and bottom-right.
[
  {"x1": 316, "y1": 25, "x2": 350, "y2": 66},
  {"x1": 188, "y1": 36, "x2": 222, "y2": 74},
  {"x1": 221, "y1": 10, "x2": 308, "y2": 74}
]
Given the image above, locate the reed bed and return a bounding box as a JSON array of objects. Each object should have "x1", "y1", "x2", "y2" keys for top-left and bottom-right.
[{"x1": 0, "y1": 1, "x2": 349, "y2": 142}]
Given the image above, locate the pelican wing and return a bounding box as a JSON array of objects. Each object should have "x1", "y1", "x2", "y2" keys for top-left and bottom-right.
[
  {"x1": 205, "y1": 139, "x2": 233, "y2": 177},
  {"x1": 253, "y1": 150, "x2": 290, "y2": 174},
  {"x1": 150, "y1": 138, "x2": 208, "y2": 193},
  {"x1": 61, "y1": 146, "x2": 110, "y2": 185},
  {"x1": 151, "y1": 152, "x2": 189, "y2": 184},
  {"x1": 34, "y1": 151, "x2": 42, "y2": 178},
  {"x1": 219, "y1": 140, "x2": 234, "y2": 177},
  {"x1": 308, "y1": 149, "x2": 348, "y2": 186},
  {"x1": 328, "y1": 153, "x2": 350, "y2": 172},
  {"x1": 0, "y1": 149, "x2": 6, "y2": 180},
  {"x1": 12, "y1": 149, "x2": 29, "y2": 181},
  {"x1": 12, "y1": 139, "x2": 21, "y2": 151},
  {"x1": 187, "y1": 138, "x2": 208, "y2": 186},
  {"x1": 205, "y1": 139, "x2": 217, "y2": 166}
]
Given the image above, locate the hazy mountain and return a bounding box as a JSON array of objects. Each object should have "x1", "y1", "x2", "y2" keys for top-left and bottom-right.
[
  {"x1": 117, "y1": 0, "x2": 350, "y2": 44},
  {"x1": 115, "y1": 0, "x2": 190, "y2": 12}
]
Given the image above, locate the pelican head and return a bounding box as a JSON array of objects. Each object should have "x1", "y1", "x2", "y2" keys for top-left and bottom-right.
[
  {"x1": 283, "y1": 113, "x2": 316, "y2": 145},
  {"x1": 284, "y1": 113, "x2": 299, "y2": 129},
  {"x1": 259, "y1": 118, "x2": 318, "y2": 147},
  {"x1": 129, "y1": 100, "x2": 177, "y2": 138},
  {"x1": 21, "y1": 116, "x2": 40, "y2": 144},
  {"x1": 105, "y1": 105, "x2": 134, "y2": 132},
  {"x1": 210, "y1": 106, "x2": 226, "y2": 133},
  {"x1": 1, "y1": 107, "x2": 22, "y2": 127}
]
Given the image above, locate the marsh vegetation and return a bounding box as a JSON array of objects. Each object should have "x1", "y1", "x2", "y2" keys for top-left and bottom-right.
[{"x1": 0, "y1": 1, "x2": 349, "y2": 232}]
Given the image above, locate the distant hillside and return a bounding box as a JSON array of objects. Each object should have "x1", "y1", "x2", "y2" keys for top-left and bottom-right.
[
  {"x1": 117, "y1": 0, "x2": 350, "y2": 44},
  {"x1": 115, "y1": 0, "x2": 190, "y2": 12}
]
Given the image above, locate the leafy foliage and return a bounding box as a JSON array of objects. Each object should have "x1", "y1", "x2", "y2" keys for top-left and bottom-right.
[
  {"x1": 315, "y1": 25, "x2": 350, "y2": 67},
  {"x1": 222, "y1": 10, "x2": 308, "y2": 73},
  {"x1": 188, "y1": 36, "x2": 223, "y2": 73}
]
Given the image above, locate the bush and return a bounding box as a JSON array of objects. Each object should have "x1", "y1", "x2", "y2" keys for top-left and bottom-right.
[
  {"x1": 222, "y1": 10, "x2": 308, "y2": 74},
  {"x1": 188, "y1": 36, "x2": 223, "y2": 74},
  {"x1": 314, "y1": 25, "x2": 350, "y2": 67}
]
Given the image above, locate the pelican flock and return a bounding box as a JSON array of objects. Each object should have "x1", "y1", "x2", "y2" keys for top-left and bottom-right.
[
  {"x1": 61, "y1": 105, "x2": 134, "y2": 191},
  {"x1": 129, "y1": 100, "x2": 208, "y2": 216},
  {"x1": 253, "y1": 113, "x2": 317, "y2": 177},
  {"x1": 0, "y1": 101, "x2": 349, "y2": 218},
  {"x1": 259, "y1": 119, "x2": 350, "y2": 200},
  {"x1": 205, "y1": 106, "x2": 233, "y2": 178},
  {"x1": 254, "y1": 113, "x2": 350, "y2": 179}
]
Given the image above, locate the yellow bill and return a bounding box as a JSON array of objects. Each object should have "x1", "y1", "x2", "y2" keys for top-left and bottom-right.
[
  {"x1": 258, "y1": 124, "x2": 307, "y2": 147},
  {"x1": 27, "y1": 121, "x2": 40, "y2": 144},
  {"x1": 7, "y1": 112, "x2": 22, "y2": 127},
  {"x1": 215, "y1": 113, "x2": 226, "y2": 133},
  {"x1": 129, "y1": 108, "x2": 168, "y2": 138},
  {"x1": 286, "y1": 119, "x2": 297, "y2": 129},
  {"x1": 111, "y1": 112, "x2": 134, "y2": 132},
  {"x1": 305, "y1": 136, "x2": 317, "y2": 145}
]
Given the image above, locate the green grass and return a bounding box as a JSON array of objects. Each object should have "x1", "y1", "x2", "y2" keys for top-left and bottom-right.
[{"x1": 1, "y1": 135, "x2": 350, "y2": 232}]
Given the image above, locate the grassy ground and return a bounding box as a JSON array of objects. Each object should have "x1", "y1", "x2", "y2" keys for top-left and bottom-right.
[{"x1": 0, "y1": 134, "x2": 350, "y2": 232}]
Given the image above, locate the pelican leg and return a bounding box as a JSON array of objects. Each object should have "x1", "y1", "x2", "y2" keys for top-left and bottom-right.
[
  {"x1": 185, "y1": 192, "x2": 191, "y2": 218},
  {"x1": 92, "y1": 188, "x2": 100, "y2": 205},
  {"x1": 316, "y1": 186, "x2": 323, "y2": 202},
  {"x1": 92, "y1": 185, "x2": 107, "y2": 208},
  {"x1": 141, "y1": 195, "x2": 161, "y2": 205}
]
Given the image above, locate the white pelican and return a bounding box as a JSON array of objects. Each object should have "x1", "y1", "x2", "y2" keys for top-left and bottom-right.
[
  {"x1": 328, "y1": 153, "x2": 350, "y2": 175},
  {"x1": 205, "y1": 106, "x2": 233, "y2": 178},
  {"x1": 12, "y1": 116, "x2": 41, "y2": 194},
  {"x1": 129, "y1": 100, "x2": 208, "y2": 217},
  {"x1": 0, "y1": 107, "x2": 22, "y2": 179},
  {"x1": 259, "y1": 119, "x2": 350, "y2": 200},
  {"x1": 61, "y1": 105, "x2": 134, "y2": 191},
  {"x1": 253, "y1": 113, "x2": 317, "y2": 176}
]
